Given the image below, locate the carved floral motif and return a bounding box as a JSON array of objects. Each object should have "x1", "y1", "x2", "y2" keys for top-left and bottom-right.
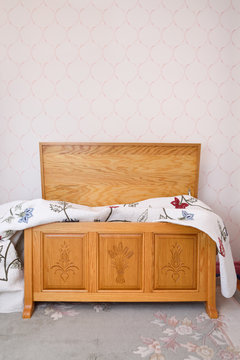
[
  {"x1": 50, "y1": 242, "x2": 79, "y2": 281},
  {"x1": 108, "y1": 242, "x2": 134, "y2": 284},
  {"x1": 161, "y1": 243, "x2": 189, "y2": 282}
]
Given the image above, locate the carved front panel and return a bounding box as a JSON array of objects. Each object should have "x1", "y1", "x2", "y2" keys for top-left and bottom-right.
[
  {"x1": 154, "y1": 234, "x2": 197, "y2": 290},
  {"x1": 98, "y1": 234, "x2": 143, "y2": 290},
  {"x1": 43, "y1": 234, "x2": 87, "y2": 290}
]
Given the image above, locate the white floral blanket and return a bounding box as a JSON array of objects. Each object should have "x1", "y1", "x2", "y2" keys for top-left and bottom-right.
[{"x1": 0, "y1": 195, "x2": 237, "y2": 313}]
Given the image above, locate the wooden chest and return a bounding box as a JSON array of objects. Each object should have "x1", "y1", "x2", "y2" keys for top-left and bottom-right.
[{"x1": 23, "y1": 143, "x2": 217, "y2": 318}]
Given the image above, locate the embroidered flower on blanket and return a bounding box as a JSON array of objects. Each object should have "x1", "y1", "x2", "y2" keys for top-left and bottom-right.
[
  {"x1": 171, "y1": 197, "x2": 189, "y2": 209},
  {"x1": 18, "y1": 208, "x2": 34, "y2": 224}
]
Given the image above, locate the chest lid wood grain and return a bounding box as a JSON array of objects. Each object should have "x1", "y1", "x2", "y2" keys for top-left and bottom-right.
[{"x1": 39, "y1": 142, "x2": 201, "y2": 206}]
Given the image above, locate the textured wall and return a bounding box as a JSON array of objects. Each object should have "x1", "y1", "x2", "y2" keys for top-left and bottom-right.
[{"x1": 0, "y1": 0, "x2": 239, "y2": 258}]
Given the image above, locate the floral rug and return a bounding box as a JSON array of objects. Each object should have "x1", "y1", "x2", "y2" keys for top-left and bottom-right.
[{"x1": 0, "y1": 291, "x2": 240, "y2": 360}]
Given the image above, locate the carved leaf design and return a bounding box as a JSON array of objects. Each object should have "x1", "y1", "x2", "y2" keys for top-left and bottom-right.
[
  {"x1": 108, "y1": 242, "x2": 134, "y2": 284},
  {"x1": 50, "y1": 242, "x2": 79, "y2": 282},
  {"x1": 161, "y1": 243, "x2": 190, "y2": 282}
]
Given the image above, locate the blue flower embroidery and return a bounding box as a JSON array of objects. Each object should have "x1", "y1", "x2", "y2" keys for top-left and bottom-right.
[
  {"x1": 18, "y1": 208, "x2": 34, "y2": 224},
  {"x1": 182, "y1": 210, "x2": 194, "y2": 220}
]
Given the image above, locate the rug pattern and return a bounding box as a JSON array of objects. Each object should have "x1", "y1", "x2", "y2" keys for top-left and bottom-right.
[{"x1": 35, "y1": 302, "x2": 240, "y2": 360}]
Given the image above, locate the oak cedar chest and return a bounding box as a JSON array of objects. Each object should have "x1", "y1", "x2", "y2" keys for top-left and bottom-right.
[{"x1": 23, "y1": 143, "x2": 217, "y2": 319}]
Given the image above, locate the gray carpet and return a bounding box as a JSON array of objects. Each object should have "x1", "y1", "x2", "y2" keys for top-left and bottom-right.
[{"x1": 1, "y1": 298, "x2": 240, "y2": 360}]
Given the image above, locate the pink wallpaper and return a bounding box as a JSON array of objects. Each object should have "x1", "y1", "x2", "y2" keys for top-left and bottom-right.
[{"x1": 0, "y1": 0, "x2": 239, "y2": 259}]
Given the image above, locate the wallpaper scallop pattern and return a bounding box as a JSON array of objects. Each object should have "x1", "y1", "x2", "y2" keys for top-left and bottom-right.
[{"x1": 0, "y1": 0, "x2": 239, "y2": 259}]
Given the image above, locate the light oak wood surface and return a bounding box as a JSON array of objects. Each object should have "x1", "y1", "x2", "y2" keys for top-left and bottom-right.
[
  {"x1": 40, "y1": 143, "x2": 200, "y2": 205},
  {"x1": 154, "y1": 234, "x2": 197, "y2": 290},
  {"x1": 23, "y1": 143, "x2": 218, "y2": 319}
]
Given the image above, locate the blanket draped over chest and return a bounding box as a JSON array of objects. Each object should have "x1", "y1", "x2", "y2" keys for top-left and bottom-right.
[{"x1": 0, "y1": 195, "x2": 237, "y2": 313}]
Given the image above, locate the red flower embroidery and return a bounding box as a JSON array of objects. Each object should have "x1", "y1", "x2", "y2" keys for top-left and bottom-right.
[
  {"x1": 109, "y1": 206, "x2": 119, "y2": 208},
  {"x1": 171, "y1": 197, "x2": 189, "y2": 209},
  {"x1": 218, "y1": 238, "x2": 225, "y2": 257}
]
